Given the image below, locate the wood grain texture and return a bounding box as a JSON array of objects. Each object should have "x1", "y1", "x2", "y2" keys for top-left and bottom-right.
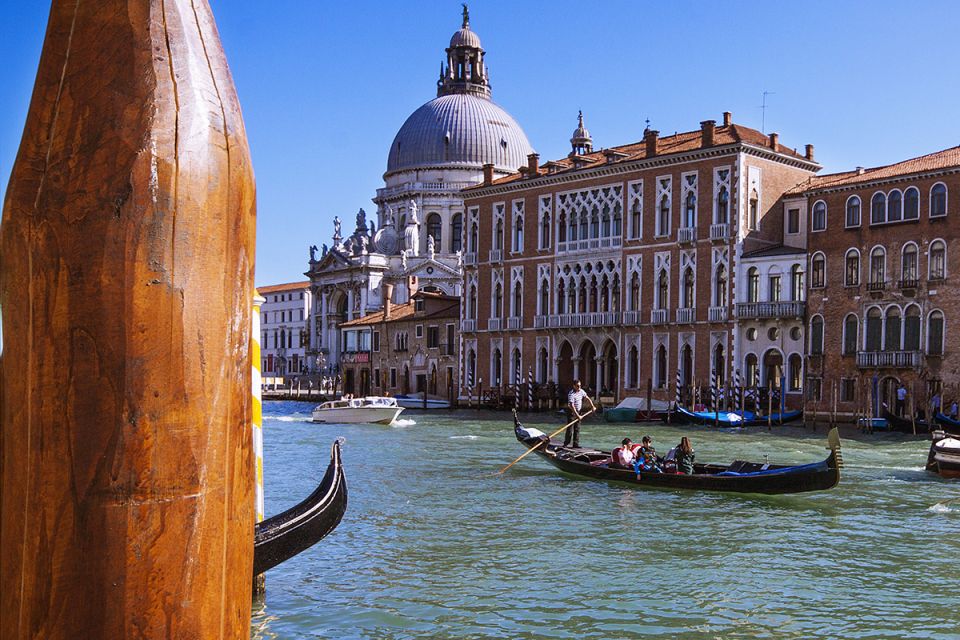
[{"x1": 0, "y1": 1, "x2": 256, "y2": 637}]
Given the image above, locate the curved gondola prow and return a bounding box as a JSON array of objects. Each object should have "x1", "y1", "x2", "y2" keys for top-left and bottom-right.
[
  {"x1": 826, "y1": 427, "x2": 843, "y2": 471},
  {"x1": 253, "y1": 439, "x2": 348, "y2": 577}
]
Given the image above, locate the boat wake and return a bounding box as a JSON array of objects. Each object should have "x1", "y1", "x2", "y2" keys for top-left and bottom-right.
[
  {"x1": 265, "y1": 415, "x2": 310, "y2": 423},
  {"x1": 928, "y1": 502, "x2": 957, "y2": 513},
  {"x1": 392, "y1": 418, "x2": 417, "y2": 428},
  {"x1": 449, "y1": 435, "x2": 479, "y2": 440}
]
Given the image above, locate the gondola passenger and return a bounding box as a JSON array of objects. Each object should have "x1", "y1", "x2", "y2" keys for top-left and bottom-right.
[
  {"x1": 611, "y1": 438, "x2": 636, "y2": 468},
  {"x1": 675, "y1": 437, "x2": 695, "y2": 474}
]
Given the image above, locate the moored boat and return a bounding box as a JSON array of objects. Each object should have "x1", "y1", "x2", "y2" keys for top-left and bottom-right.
[
  {"x1": 926, "y1": 431, "x2": 960, "y2": 479},
  {"x1": 933, "y1": 413, "x2": 960, "y2": 437},
  {"x1": 254, "y1": 439, "x2": 348, "y2": 575},
  {"x1": 665, "y1": 405, "x2": 802, "y2": 427},
  {"x1": 604, "y1": 398, "x2": 669, "y2": 423},
  {"x1": 394, "y1": 393, "x2": 452, "y2": 409},
  {"x1": 311, "y1": 396, "x2": 404, "y2": 424},
  {"x1": 512, "y1": 413, "x2": 842, "y2": 494},
  {"x1": 880, "y1": 407, "x2": 932, "y2": 434}
]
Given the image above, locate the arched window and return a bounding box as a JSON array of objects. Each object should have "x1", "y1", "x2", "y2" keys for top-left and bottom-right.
[
  {"x1": 658, "y1": 195, "x2": 670, "y2": 236},
  {"x1": 885, "y1": 307, "x2": 902, "y2": 351},
  {"x1": 568, "y1": 212, "x2": 578, "y2": 241},
  {"x1": 788, "y1": 354, "x2": 803, "y2": 391},
  {"x1": 845, "y1": 249, "x2": 860, "y2": 286},
  {"x1": 684, "y1": 191, "x2": 696, "y2": 228},
  {"x1": 904, "y1": 187, "x2": 920, "y2": 220},
  {"x1": 865, "y1": 307, "x2": 882, "y2": 351},
  {"x1": 747, "y1": 267, "x2": 759, "y2": 303},
  {"x1": 768, "y1": 269, "x2": 782, "y2": 302},
  {"x1": 846, "y1": 196, "x2": 861, "y2": 227},
  {"x1": 540, "y1": 212, "x2": 550, "y2": 249},
  {"x1": 745, "y1": 353, "x2": 759, "y2": 387},
  {"x1": 811, "y1": 253, "x2": 826, "y2": 288},
  {"x1": 656, "y1": 269, "x2": 668, "y2": 310},
  {"x1": 843, "y1": 314, "x2": 859, "y2": 355},
  {"x1": 929, "y1": 240, "x2": 946, "y2": 280},
  {"x1": 469, "y1": 221, "x2": 479, "y2": 253},
  {"x1": 715, "y1": 264, "x2": 727, "y2": 307},
  {"x1": 612, "y1": 205, "x2": 622, "y2": 237},
  {"x1": 601, "y1": 205, "x2": 611, "y2": 237},
  {"x1": 630, "y1": 272, "x2": 640, "y2": 311},
  {"x1": 630, "y1": 201, "x2": 641, "y2": 239},
  {"x1": 512, "y1": 349, "x2": 522, "y2": 384},
  {"x1": 611, "y1": 274, "x2": 621, "y2": 312},
  {"x1": 905, "y1": 305, "x2": 921, "y2": 351},
  {"x1": 716, "y1": 186, "x2": 729, "y2": 224},
  {"x1": 628, "y1": 345, "x2": 639, "y2": 388},
  {"x1": 810, "y1": 316, "x2": 824, "y2": 355},
  {"x1": 931, "y1": 183, "x2": 948, "y2": 218},
  {"x1": 569, "y1": 279, "x2": 578, "y2": 313},
  {"x1": 580, "y1": 209, "x2": 588, "y2": 240},
  {"x1": 556, "y1": 280, "x2": 565, "y2": 314},
  {"x1": 901, "y1": 243, "x2": 919, "y2": 284},
  {"x1": 590, "y1": 206, "x2": 600, "y2": 238},
  {"x1": 682, "y1": 268, "x2": 695, "y2": 308},
  {"x1": 812, "y1": 201, "x2": 827, "y2": 231},
  {"x1": 493, "y1": 283, "x2": 502, "y2": 318},
  {"x1": 512, "y1": 282, "x2": 523, "y2": 318},
  {"x1": 538, "y1": 348, "x2": 548, "y2": 384},
  {"x1": 427, "y1": 213, "x2": 442, "y2": 252},
  {"x1": 600, "y1": 276, "x2": 610, "y2": 312},
  {"x1": 928, "y1": 311, "x2": 945, "y2": 355},
  {"x1": 494, "y1": 217, "x2": 504, "y2": 251},
  {"x1": 871, "y1": 192, "x2": 886, "y2": 224},
  {"x1": 748, "y1": 189, "x2": 759, "y2": 229},
  {"x1": 468, "y1": 285, "x2": 477, "y2": 319},
  {"x1": 451, "y1": 213, "x2": 463, "y2": 253},
  {"x1": 513, "y1": 215, "x2": 523, "y2": 251},
  {"x1": 887, "y1": 190, "x2": 903, "y2": 222},
  {"x1": 539, "y1": 279, "x2": 549, "y2": 316},
  {"x1": 869, "y1": 247, "x2": 886, "y2": 287},
  {"x1": 790, "y1": 264, "x2": 804, "y2": 301},
  {"x1": 578, "y1": 277, "x2": 588, "y2": 313},
  {"x1": 558, "y1": 212, "x2": 567, "y2": 243},
  {"x1": 493, "y1": 348, "x2": 502, "y2": 386},
  {"x1": 713, "y1": 344, "x2": 726, "y2": 386},
  {"x1": 656, "y1": 345, "x2": 668, "y2": 389}
]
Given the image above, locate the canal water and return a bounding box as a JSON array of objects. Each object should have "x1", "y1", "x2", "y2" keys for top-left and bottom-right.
[{"x1": 251, "y1": 402, "x2": 960, "y2": 639}]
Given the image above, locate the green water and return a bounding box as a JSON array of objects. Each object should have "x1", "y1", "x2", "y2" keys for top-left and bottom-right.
[{"x1": 251, "y1": 403, "x2": 960, "y2": 639}]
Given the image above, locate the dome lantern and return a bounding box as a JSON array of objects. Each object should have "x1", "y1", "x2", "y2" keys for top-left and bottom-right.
[
  {"x1": 438, "y1": 4, "x2": 490, "y2": 99},
  {"x1": 570, "y1": 110, "x2": 593, "y2": 155}
]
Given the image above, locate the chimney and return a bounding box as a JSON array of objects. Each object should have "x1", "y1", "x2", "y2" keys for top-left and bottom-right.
[
  {"x1": 805, "y1": 144, "x2": 815, "y2": 161},
  {"x1": 722, "y1": 111, "x2": 732, "y2": 127},
  {"x1": 856, "y1": 166, "x2": 865, "y2": 175},
  {"x1": 527, "y1": 153, "x2": 539, "y2": 177},
  {"x1": 482, "y1": 163, "x2": 494, "y2": 185},
  {"x1": 768, "y1": 132, "x2": 779, "y2": 151},
  {"x1": 700, "y1": 120, "x2": 716, "y2": 148},
  {"x1": 644, "y1": 129, "x2": 659, "y2": 157},
  {"x1": 383, "y1": 282, "x2": 394, "y2": 320}
]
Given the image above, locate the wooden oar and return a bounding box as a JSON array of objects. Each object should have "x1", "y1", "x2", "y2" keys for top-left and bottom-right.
[{"x1": 498, "y1": 409, "x2": 596, "y2": 475}]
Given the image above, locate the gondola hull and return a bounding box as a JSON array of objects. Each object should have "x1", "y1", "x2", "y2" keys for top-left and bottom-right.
[
  {"x1": 513, "y1": 416, "x2": 841, "y2": 495},
  {"x1": 933, "y1": 414, "x2": 960, "y2": 437},
  {"x1": 253, "y1": 440, "x2": 348, "y2": 576},
  {"x1": 666, "y1": 405, "x2": 802, "y2": 428},
  {"x1": 926, "y1": 431, "x2": 960, "y2": 479},
  {"x1": 880, "y1": 408, "x2": 931, "y2": 434}
]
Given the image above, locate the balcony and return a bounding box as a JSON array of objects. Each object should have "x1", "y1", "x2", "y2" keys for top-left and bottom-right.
[
  {"x1": 542, "y1": 312, "x2": 622, "y2": 329},
  {"x1": 708, "y1": 306, "x2": 728, "y2": 322},
  {"x1": 651, "y1": 309, "x2": 668, "y2": 324},
  {"x1": 557, "y1": 236, "x2": 623, "y2": 255},
  {"x1": 623, "y1": 310, "x2": 642, "y2": 325},
  {"x1": 677, "y1": 227, "x2": 696, "y2": 244},
  {"x1": 709, "y1": 223, "x2": 729, "y2": 242},
  {"x1": 676, "y1": 307, "x2": 695, "y2": 323},
  {"x1": 506, "y1": 317, "x2": 522, "y2": 330},
  {"x1": 856, "y1": 350, "x2": 922, "y2": 369},
  {"x1": 898, "y1": 278, "x2": 920, "y2": 290},
  {"x1": 487, "y1": 317, "x2": 502, "y2": 331},
  {"x1": 735, "y1": 301, "x2": 806, "y2": 320},
  {"x1": 866, "y1": 280, "x2": 886, "y2": 292},
  {"x1": 534, "y1": 315, "x2": 549, "y2": 328},
  {"x1": 488, "y1": 249, "x2": 503, "y2": 263},
  {"x1": 463, "y1": 252, "x2": 477, "y2": 266},
  {"x1": 461, "y1": 319, "x2": 476, "y2": 332}
]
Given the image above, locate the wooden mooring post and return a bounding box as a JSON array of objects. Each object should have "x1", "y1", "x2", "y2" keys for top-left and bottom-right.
[{"x1": 0, "y1": 2, "x2": 256, "y2": 636}]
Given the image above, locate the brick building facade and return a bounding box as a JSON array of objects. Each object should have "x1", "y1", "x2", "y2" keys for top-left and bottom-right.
[{"x1": 459, "y1": 113, "x2": 819, "y2": 404}]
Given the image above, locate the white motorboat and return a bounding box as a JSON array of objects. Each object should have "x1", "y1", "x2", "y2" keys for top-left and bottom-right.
[
  {"x1": 311, "y1": 396, "x2": 404, "y2": 425},
  {"x1": 394, "y1": 393, "x2": 452, "y2": 409}
]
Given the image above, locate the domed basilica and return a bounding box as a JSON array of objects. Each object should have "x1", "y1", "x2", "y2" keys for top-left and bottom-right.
[{"x1": 304, "y1": 6, "x2": 534, "y2": 374}]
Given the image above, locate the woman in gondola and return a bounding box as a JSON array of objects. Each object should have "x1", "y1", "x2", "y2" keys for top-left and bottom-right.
[{"x1": 675, "y1": 437, "x2": 695, "y2": 474}]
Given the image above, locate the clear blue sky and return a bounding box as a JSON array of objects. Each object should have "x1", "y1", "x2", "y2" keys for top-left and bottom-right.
[{"x1": 2, "y1": 1, "x2": 959, "y2": 286}]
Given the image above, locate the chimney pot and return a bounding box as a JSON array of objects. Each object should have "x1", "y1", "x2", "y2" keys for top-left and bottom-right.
[
  {"x1": 722, "y1": 112, "x2": 732, "y2": 126},
  {"x1": 482, "y1": 163, "x2": 495, "y2": 185},
  {"x1": 527, "y1": 153, "x2": 539, "y2": 177},
  {"x1": 644, "y1": 129, "x2": 659, "y2": 157},
  {"x1": 769, "y1": 132, "x2": 779, "y2": 151},
  {"x1": 700, "y1": 120, "x2": 716, "y2": 148},
  {"x1": 856, "y1": 166, "x2": 865, "y2": 175}
]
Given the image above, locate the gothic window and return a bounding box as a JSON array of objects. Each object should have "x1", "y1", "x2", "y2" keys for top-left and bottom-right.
[
  {"x1": 589, "y1": 277, "x2": 599, "y2": 313},
  {"x1": 865, "y1": 308, "x2": 882, "y2": 351},
  {"x1": 747, "y1": 267, "x2": 759, "y2": 303},
  {"x1": 628, "y1": 345, "x2": 639, "y2": 388},
  {"x1": 631, "y1": 201, "x2": 641, "y2": 239},
  {"x1": 540, "y1": 213, "x2": 550, "y2": 249},
  {"x1": 748, "y1": 190, "x2": 759, "y2": 230},
  {"x1": 682, "y1": 268, "x2": 695, "y2": 308},
  {"x1": 901, "y1": 243, "x2": 919, "y2": 283},
  {"x1": 512, "y1": 282, "x2": 523, "y2": 318},
  {"x1": 931, "y1": 183, "x2": 947, "y2": 218},
  {"x1": 569, "y1": 213, "x2": 578, "y2": 242},
  {"x1": 567, "y1": 280, "x2": 576, "y2": 313},
  {"x1": 714, "y1": 264, "x2": 727, "y2": 307},
  {"x1": 611, "y1": 274, "x2": 621, "y2": 312},
  {"x1": 929, "y1": 240, "x2": 946, "y2": 280},
  {"x1": 558, "y1": 213, "x2": 567, "y2": 243},
  {"x1": 716, "y1": 187, "x2": 729, "y2": 224},
  {"x1": 427, "y1": 213, "x2": 442, "y2": 252},
  {"x1": 493, "y1": 283, "x2": 502, "y2": 318},
  {"x1": 493, "y1": 348, "x2": 502, "y2": 386},
  {"x1": 810, "y1": 316, "x2": 825, "y2": 355},
  {"x1": 656, "y1": 269, "x2": 668, "y2": 310},
  {"x1": 905, "y1": 305, "x2": 921, "y2": 351},
  {"x1": 467, "y1": 349, "x2": 476, "y2": 385},
  {"x1": 539, "y1": 279, "x2": 549, "y2": 315},
  {"x1": 579, "y1": 210, "x2": 588, "y2": 240},
  {"x1": 684, "y1": 192, "x2": 696, "y2": 228},
  {"x1": 600, "y1": 276, "x2": 610, "y2": 312},
  {"x1": 601, "y1": 205, "x2": 611, "y2": 237},
  {"x1": 657, "y1": 195, "x2": 670, "y2": 236},
  {"x1": 845, "y1": 250, "x2": 860, "y2": 286},
  {"x1": 578, "y1": 278, "x2": 587, "y2": 313},
  {"x1": 468, "y1": 285, "x2": 477, "y2": 319},
  {"x1": 590, "y1": 206, "x2": 600, "y2": 238},
  {"x1": 812, "y1": 201, "x2": 826, "y2": 231},
  {"x1": 513, "y1": 215, "x2": 523, "y2": 252},
  {"x1": 656, "y1": 345, "x2": 668, "y2": 389},
  {"x1": 451, "y1": 213, "x2": 463, "y2": 253},
  {"x1": 538, "y1": 348, "x2": 548, "y2": 384},
  {"x1": 556, "y1": 280, "x2": 565, "y2": 314},
  {"x1": 929, "y1": 311, "x2": 945, "y2": 355},
  {"x1": 871, "y1": 192, "x2": 886, "y2": 224},
  {"x1": 887, "y1": 190, "x2": 903, "y2": 222},
  {"x1": 884, "y1": 307, "x2": 902, "y2": 351},
  {"x1": 869, "y1": 247, "x2": 886, "y2": 286},
  {"x1": 846, "y1": 196, "x2": 861, "y2": 227},
  {"x1": 469, "y1": 222, "x2": 479, "y2": 253},
  {"x1": 630, "y1": 272, "x2": 640, "y2": 311},
  {"x1": 613, "y1": 206, "x2": 622, "y2": 237},
  {"x1": 904, "y1": 187, "x2": 920, "y2": 220},
  {"x1": 843, "y1": 314, "x2": 859, "y2": 355},
  {"x1": 494, "y1": 218, "x2": 503, "y2": 250}
]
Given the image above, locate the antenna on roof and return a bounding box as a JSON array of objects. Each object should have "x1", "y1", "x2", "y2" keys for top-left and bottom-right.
[
  {"x1": 759, "y1": 90, "x2": 775, "y2": 134},
  {"x1": 644, "y1": 117, "x2": 651, "y2": 133}
]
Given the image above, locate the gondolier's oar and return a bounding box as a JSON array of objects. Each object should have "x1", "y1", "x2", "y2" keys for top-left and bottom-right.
[{"x1": 498, "y1": 409, "x2": 596, "y2": 475}]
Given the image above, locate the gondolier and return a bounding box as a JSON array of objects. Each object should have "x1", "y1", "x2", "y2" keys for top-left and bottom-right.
[{"x1": 565, "y1": 380, "x2": 596, "y2": 449}]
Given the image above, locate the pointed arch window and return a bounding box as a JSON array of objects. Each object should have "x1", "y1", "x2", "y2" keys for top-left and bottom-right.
[
  {"x1": 716, "y1": 186, "x2": 729, "y2": 224},
  {"x1": 630, "y1": 201, "x2": 641, "y2": 239},
  {"x1": 748, "y1": 189, "x2": 759, "y2": 229},
  {"x1": 656, "y1": 269, "x2": 669, "y2": 310},
  {"x1": 714, "y1": 264, "x2": 727, "y2": 307},
  {"x1": 513, "y1": 215, "x2": 523, "y2": 252},
  {"x1": 556, "y1": 280, "x2": 565, "y2": 314},
  {"x1": 540, "y1": 212, "x2": 551, "y2": 249},
  {"x1": 682, "y1": 268, "x2": 695, "y2": 308},
  {"x1": 684, "y1": 192, "x2": 696, "y2": 228},
  {"x1": 493, "y1": 283, "x2": 503, "y2": 318},
  {"x1": 493, "y1": 348, "x2": 502, "y2": 386},
  {"x1": 628, "y1": 345, "x2": 639, "y2": 388},
  {"x1": 512, "y1": 282, "x2": 523, "y2": 318},
  {"x1": 613, "y1": 205, "x2": 622, "y2": 237},
  {"x1": 539, "y1": 279, "x2": 549, "y2": 316},
  {"x1": 630, "y1": 272, "x2": 640, "y2": 311},
  {"x1": 656, "y1": 345, "x2": 668, "y2": 389},
  {"x1": 469, "y1": 221, "x2": 479, "y2": 253},
  {"x1": 657, "y1": 196, "x2": 670, "y2": 236},
  {"x1": 538, "y1": 348, "x2": 548, "y2": 384},
  {"x1": 494, "y1": 218, "x2": 504, "y2": 251}
]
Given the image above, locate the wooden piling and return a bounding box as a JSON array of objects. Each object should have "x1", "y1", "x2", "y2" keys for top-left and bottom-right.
[{"x1": 0, "y1": 2, "x2": 256, "y2": 637}]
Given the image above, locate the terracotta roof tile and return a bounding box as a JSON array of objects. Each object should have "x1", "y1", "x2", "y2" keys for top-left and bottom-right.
[
  {"x1": 256, "y1": 281, "x2": 310, "y2": 294},
  {"x1": 787, "y1": 145, "x2": 960, "y2": 195}
]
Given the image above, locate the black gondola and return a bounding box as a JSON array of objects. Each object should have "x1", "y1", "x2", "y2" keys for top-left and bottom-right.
[
  {"x1": 879, "y1": 407, "x2": 932, "y2": 435},
  {"x1": 253, "y1": 439, "x2": 348, "y2": 576},
  {"x1": 933, "y1": 413, "x2": 960, "y2": 437},
  {"x1": 512, "y1": 413, "x2": 842, "y2": 495},
  {"x1": 926, "y1": 431, "x2": 960, "y2": 479}
]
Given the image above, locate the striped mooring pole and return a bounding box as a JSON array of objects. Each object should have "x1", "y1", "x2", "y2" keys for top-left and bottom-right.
[
  {"x1": 515, "y1": 360, "x2": 521, "y2": 410},
  {"x1": 710, "y1": 369, "x2": 717, "y2": 409},
  {"x1": 734, "y1": 369, "x2": 742, "y2": 412},
  {"x1": 675, "y1": 369, "x2": 682, "y2": 409},
  {"x1": 527, "y1": 367, "x2": 534, "y2": 411},
  {"x1": 252, "y1": 290, "x2": 266, "y2": 594}
]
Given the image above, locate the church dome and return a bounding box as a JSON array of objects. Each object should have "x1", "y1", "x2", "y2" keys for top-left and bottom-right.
[
  {"x1": 385, "y1": 93, "x2": 535, "y2": 176},
  {"x1": 449, "y1": 27, "x2": 481, "y2": 49}
]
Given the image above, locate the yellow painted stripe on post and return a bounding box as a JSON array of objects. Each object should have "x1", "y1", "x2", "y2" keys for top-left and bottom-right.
[{"x1": 252, "y1": 290, "x2": 265, "y2": 524}]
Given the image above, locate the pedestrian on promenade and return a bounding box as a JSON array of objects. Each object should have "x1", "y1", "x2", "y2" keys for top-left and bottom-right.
[{"x1": 564, "y1": 379, "x2": 595, "y2": 449}]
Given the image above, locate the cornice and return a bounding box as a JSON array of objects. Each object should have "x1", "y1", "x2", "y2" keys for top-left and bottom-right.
[{"x1": 798, "y1": 167, "x2": 960, "y2": 197}]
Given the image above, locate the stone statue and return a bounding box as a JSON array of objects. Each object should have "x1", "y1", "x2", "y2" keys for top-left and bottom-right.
[
  {"x1": 309, "y1": 244, "x2": 318, "y2": 261},
  {"x1": 408, "y1": 199, "x2": 419, "y2": 225},
  {"x1": 403, "y1": 202, "x2": 420, "y2": 257},
  {"x1": 333, "y1": 216, "x2": 342, "y2": 240},
  {"x1": 355, "y1": 208, "x2": 367, "y2": 233},
  {"x1": 456, "y1": 249, "x2": 463, "y2": 269},
  {"x1": 427, "y1": 234, "x2": 435, "y2": 259},
  {"x1": 383, "y1": 204, "x2": 394, "y2": 227},
  {"x1": 401, "y1": 251, "x2": 408, "y2": 269},
  {"x1": 359, "y1": 235, "x2": 369, "y2": 253},
  {"x1": 322, "y1": 243, "x2": 328, "y2": 256}
]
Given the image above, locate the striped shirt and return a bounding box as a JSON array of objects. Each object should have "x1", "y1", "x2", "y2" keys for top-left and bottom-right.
[{"x1": 568, "y1": 388, "x2": 588, "y2": 411}]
